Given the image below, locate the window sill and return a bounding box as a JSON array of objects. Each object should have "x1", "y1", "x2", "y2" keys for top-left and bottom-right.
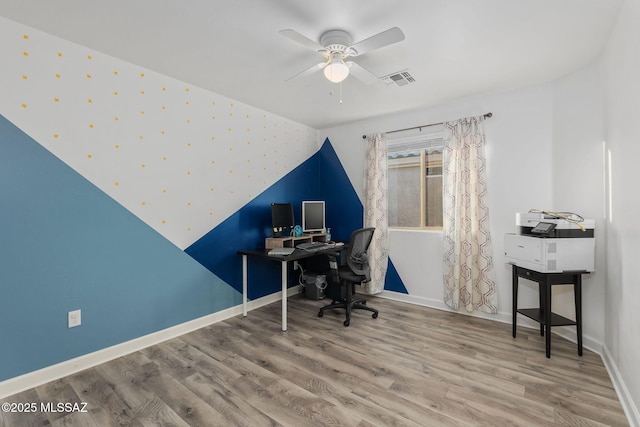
[{"x1": 389, "y1": 226, "x2": 443, "y2": 233}]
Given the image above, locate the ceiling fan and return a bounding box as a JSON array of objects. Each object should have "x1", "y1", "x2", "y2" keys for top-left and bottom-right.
[{"x1": 279, "y1": 27, "x2": 405, "y2": 85}]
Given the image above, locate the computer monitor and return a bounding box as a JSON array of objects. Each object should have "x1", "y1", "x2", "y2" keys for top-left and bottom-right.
[
  {"x1": 271, "y1": 203, "x2": 294, "y2": 237},
  {"x1": 302, "y1": 200, "x2": 325, "y2": 233}
]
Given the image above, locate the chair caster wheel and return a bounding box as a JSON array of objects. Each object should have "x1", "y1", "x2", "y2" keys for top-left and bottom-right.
[
  {"x1": 318, "y1": 311, "x2": 324, "y2": 318},
  {"x1": 343, "y1": 320, "x2": 350, "y2": 327},
  {"x1": 372, "y1": 313, "x2": 378, "y2": 319}
]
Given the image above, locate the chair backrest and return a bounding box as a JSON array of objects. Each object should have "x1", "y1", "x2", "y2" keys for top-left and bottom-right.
[{"x1": 346, "y1": 227, "x2": 376, "y2": 282}]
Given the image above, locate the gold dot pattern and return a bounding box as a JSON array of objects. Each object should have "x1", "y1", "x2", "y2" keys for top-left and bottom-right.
[{"x1": 1, "y1": 19, "x2": 319, "y2": 249}]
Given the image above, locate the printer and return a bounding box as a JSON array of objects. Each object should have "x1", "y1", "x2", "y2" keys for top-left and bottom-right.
[{"x1": 504, "y1": 211, "x2": 595, "y2": 273}]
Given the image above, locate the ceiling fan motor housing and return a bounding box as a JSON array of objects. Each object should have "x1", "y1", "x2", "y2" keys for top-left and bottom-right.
[{"x1": 320, "y1": 29, "x2": 353, "y2": 54}]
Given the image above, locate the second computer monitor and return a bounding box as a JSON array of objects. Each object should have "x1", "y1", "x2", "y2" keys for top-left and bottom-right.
[
  {"x1": 302, "y1": 200, "x2": 325, "y2": 233},
  {"x1": 271, "y1": 203, "x2": 294, "y2": 237}
]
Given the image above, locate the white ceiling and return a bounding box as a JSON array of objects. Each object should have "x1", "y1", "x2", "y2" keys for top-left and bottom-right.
[{"x1": 0, "y1": 0, "x2": 623, "y2": 129}]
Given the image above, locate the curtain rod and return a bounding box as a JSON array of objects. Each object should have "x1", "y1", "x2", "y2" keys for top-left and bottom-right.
[{"x1": 361, "y1": 112, "x2": 493, "y2": 139}]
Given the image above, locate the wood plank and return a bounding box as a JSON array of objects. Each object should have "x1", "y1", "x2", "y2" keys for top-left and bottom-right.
[
  {"x1": 94, "y1": 353, "x2": 189, "y2": 426},
  {"x1": 0, "y1": 388, "x2": 51, "y2": 426},
  {"x1": 65, "y1": 367, "x2": 136, "y2": 426},
  {"x1": 35, "y1": 377, "x2": 98, "y2": 426}
]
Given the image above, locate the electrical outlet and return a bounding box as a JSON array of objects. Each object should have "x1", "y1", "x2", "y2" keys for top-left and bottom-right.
[
  {"x1": 293, "y1": 261, "x2": 300, "y2": 270},
  {"x1": 68, "y1": 309, "x2": 81, "y2": 328}
]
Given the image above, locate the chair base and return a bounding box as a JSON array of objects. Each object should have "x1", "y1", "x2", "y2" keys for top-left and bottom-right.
[{"x1": 318, "y1": 297, "x2": 378, "y2": 327}]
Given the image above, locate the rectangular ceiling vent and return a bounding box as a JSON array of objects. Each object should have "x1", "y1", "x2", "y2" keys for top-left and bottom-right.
[{"x1": 381, "y1": 70, "x2": 415, "y2": 86}]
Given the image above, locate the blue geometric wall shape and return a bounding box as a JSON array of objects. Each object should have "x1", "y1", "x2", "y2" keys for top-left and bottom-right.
[
  {"x1": 382, "y1": 258, "x2": 407, "y2": 293},
  {"x1": 317, "y1": 138, "x2": 407, "y2": 294},
  {"x1": 185, "y1": 138, "x2": 408, "y2": 299},
  {"x1": 185, "y1": 150, "x2": 321, "y2": 300},
  {"x1": 0, "y1": 114, "x2": 239, "y2": 381},
  {"x1": 316, "y1": 138, "x2": 363, "y2": 243}
]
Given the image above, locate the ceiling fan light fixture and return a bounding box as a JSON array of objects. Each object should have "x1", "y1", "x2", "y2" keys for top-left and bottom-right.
[{"x1": 324, "y1": 54, "x2": 349, "y2": 83}]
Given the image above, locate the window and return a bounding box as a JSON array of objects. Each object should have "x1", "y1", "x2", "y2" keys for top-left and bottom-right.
[{"x1": 387, "y1": 127, "x2": 444, "y2": 229}]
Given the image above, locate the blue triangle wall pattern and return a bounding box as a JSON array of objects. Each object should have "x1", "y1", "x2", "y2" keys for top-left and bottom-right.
[
  {"x1": 186, "y1": 138, "x2": 408, "y2": 299},
  {"x1": 0, "y1": 114, "x2": 239, "y2": 381}
]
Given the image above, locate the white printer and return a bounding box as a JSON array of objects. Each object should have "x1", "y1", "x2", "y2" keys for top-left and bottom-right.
[{"x1": 504, "y1": 211, "x2": 595, "y2": 273}]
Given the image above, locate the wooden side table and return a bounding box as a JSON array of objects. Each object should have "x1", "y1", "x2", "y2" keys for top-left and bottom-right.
[{"x1": 511, "y1": 264, "x2": 586, "y2": 358}]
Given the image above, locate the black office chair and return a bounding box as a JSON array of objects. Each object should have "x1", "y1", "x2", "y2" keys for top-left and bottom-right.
[{"x1": 318, "y1": 227, "x2": 379, "y2": 326}]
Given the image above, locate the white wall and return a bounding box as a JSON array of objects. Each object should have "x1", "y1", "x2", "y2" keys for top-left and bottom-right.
[
  {"x1": 601, "y1": 0, "x2": 640, "y2": 424},
  {"x1": 321, "y1": 80, "x2": 577, "y2": 326},
  {"x1": 549, "y1": 65, "x2": 606, "y2": 343},
  {"x1": 0, "y1": 17, "x2": 319, "y2": 250}
]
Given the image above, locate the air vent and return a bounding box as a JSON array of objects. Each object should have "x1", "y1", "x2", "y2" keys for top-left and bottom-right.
[{"x1": 381, "y1": 70, "x2": 415, "y2": 86}]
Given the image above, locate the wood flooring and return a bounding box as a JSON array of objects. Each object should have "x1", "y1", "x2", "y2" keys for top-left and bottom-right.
[{"x1": 1, "y1": 295, "x2": 629, "y2": 426}]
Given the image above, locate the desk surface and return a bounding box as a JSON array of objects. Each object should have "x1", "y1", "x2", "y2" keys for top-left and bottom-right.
[
  {"x1": 238, "y1": 244, "x2": 344, "y2": 331},
  {"x1": 238, "y1": 246, "x2": 342, "y2": 262}
]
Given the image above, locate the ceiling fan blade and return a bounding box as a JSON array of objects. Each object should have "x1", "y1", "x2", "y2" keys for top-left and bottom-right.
[
  {"x1": 349, "y1": 27, "x2": 405, "y2": 56},
  {"x1": 285, "y1": 62, "x2": 325, "y2": 82},
  {"x1": 279, "y1": 29, "x2": 325, "y2": 52},
  {"x1": 347, "y1": 62, "x2": 379, "y2": 85}
]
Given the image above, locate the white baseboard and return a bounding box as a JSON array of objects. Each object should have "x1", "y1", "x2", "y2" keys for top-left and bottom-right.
[
  {"x1": 602, "y1": 345, "x2": 640, "y2": 427},
  {"x1": 0, "y1": 286, "x2": 301, "y2": 400},
  {"x1": 379, "y1": 290, "x2": 513, "y2": 323}
]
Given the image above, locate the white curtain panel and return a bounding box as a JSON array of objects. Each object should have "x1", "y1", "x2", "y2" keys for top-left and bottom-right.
[
  {"x1": 364, "y1": 133, "x2": 389, "y2": 294},
  {"x1": 442, "y1": 116, "x2": 498, "y2": 313}
]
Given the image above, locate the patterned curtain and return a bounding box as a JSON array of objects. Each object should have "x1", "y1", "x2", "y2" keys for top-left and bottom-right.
[
  {"x1": 442, "y1": 116, "x2": 497, "y2": 313},
  {"x1": 364, "y1": 133, "x2": 389, "y2": 294}
]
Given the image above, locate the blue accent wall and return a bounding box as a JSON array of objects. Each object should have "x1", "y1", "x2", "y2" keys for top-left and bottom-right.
[
  {"x1": 383, "y1": 260, "x2": 407, "y2": 294},
  {"x1": 0, "y1": 115, "x2": 239, "y2": 381},
  {"x1": 186, "y1": 138, "x2": 366, "y2": 299},
  {"x1": 186, "y1": 149, "x2": 322, "y2": 299},
  {"x1": 186, "y1": 138, "x2": 407, "y2": 298},
  {"x1": 317, "y1": 138, "x2": 363, "y2": 243}
]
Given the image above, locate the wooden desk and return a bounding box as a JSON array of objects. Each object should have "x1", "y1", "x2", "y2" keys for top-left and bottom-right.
[
  {"x1": 238, "y1": 245, "x2": 342, "y2": 331},
  {"x1": 511, "y1": 264, "x2": 586, "y2": 358}
]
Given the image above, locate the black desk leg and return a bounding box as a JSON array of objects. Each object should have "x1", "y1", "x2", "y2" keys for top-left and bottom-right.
[
  {"x1": 545, "y1": 278, "x2": 552, "y2": 358},
  {"x1": 512, "y1": 265, "x2": 518, "y2": 338},
  {"x1": 575, "y1": 275, "x2": 583, "y2": 356},
  {"x1": 538, "y1": 282, "x2": 545, "y2": 337}
]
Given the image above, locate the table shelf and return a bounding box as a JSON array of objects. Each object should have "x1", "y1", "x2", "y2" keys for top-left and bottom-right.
[
  {"x1": 265, "y1": 233, "x2": 327, "y2": 249},
  {"x1": 512, "y1": 264, "x2": 586, "y2": 358},
  {"x1": 516, "y1": 308, "x2": 577, "y2": 327}
]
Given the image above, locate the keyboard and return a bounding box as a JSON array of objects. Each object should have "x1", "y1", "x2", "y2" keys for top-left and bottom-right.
[
  {"x1": 268, "y1": 247, "x2": 296, "y2": 256},
  {"x1": 296, "y1": 241, "x2": 332, "y2": 252}
]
